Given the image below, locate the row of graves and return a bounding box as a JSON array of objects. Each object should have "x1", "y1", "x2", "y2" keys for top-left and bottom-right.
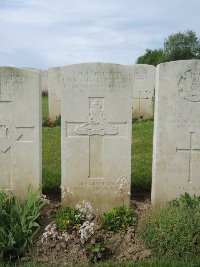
[
  {"x1": 0, "y1": 61, "x2": 199, "y2": 212},
  {"x1": 47, "y1": 64, "x2": 155, "y2": 121}
]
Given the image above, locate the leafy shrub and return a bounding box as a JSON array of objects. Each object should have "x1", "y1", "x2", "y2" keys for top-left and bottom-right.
[
  {"x1": 170, "y1": 192, "x2": 200, "y2": 209},
  {"x1": 55, "y1": 207, "x2": 85, "y2": 231},
  {"x1": 101, "y1": 206, "x2": 136, "y2": 232},
  {"x1": 42, "y1": 115, "x2": 61, "y2": 127},
  {"x1": 86, "y1": 239, "x2": 110, "y2": 263},
  {"x1": 42, "y1": 117, "x2": 52, "y2": 127},
  {"x1": 0, "y1": 187, "x2": 47, "y2": 262},
  {"x1": 138, "y1": 194, "x2": 200, "y2": 260},
  {"x1": 53, "y1": 115, "x2": 61, "y2": 126}
]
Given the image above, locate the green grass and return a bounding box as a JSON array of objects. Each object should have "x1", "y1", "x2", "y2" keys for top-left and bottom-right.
[
  {"x1": 42, "y1": 126, "x2": 61, "y2": 190},
  {"x1": 132, "y1": 120, "x2": 153, "y2": 191},
  {"x1": 42, "y1": 96, "x2": 49, "y2": 119},
  {"x1": 2, "y1": 259, "x2": 200, "y2": 267}
]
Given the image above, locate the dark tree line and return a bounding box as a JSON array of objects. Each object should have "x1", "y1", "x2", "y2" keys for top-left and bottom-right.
[{"x1": 136, "y1": 30, "x2": 200, "y2": 66}]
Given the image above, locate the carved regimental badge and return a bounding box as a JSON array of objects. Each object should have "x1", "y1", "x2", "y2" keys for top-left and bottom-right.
[
  {"x1": 178, "y1": 69, "x2": 200, "y2": 102},
  {"x1": 0, "y1": 116, "x2": 23, "y2": 153},
  {"x1": 74, "y1": 98, "x2": 118, "y2": 136}
]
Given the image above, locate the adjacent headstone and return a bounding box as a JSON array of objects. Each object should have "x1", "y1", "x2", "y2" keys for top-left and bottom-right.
[
  {"x1": 41, "y1": 70, "x2": 48, "y2": 95},
  {"x1": 48, "y1": 67, "x2": 61, "y2": 120},
  {"x1": 0, "y1": 67, "x2": 41, "y2": 200},
  {"x1": 152, "y1": 60, "x2": 200, "y2": 204},
  {"x1": 61, "y1": 63, "x2": 132, "y2": 212},
  {"x1": 132, "y1": 64, "x2": 155, "y2": 119}
]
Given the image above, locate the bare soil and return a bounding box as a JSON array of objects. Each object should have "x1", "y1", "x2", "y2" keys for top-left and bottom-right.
[{"x1": 22, "y1": 191, "x2": 152, "y2": 266}]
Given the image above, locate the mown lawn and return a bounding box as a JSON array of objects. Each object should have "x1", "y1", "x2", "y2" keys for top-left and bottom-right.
[
  {"x1": 42, "y1": 127, "x2": 61, "y2": 190},
  {"x1": 42, "y1": 96, "x2": 49, "y2": 119},
  {"x1": 132, "y1": 120, "x2": 153, "y2": 191}
]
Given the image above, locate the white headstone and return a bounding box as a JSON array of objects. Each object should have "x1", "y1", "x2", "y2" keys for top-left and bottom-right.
[
  {"x1": 152, "y1": 60, "x2": 200, "y2": 204},
  {"x1": 132, "y1": 64, "x2": 155, "y2": 119},
  {"x1": 0, "y1": 67, "x2": 41, "y2": 200},
  {"x1": 61, "y1": 63, "x2": 132, "y2": 212},
  {"x1": 48, "y1": 67, "x2": 61, "y2": 120}
]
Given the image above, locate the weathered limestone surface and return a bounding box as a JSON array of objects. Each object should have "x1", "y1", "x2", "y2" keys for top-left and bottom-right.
[
  {"x1": 132, "y1": 64, "x2": 155, "y2": 119},
  {"x1": 152, "y1": 60, "x2": 200, "y2": 205},
  {"x1": 48, "y1": 67, "x2": 61, "y2": 120},
  {"x1": 0, "y1": 67, "x2": 41, "y2": 200},
  {"x1": 61, "y1": 63, "x2": 132, "y2": 212}
]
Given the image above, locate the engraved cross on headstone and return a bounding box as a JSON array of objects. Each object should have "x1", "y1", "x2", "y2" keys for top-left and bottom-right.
[
  {"x1": 68, "y1": 97, "x2": 127, "y2": 179},
  {"x1": 176, "y1": 132, "x2": 200, "y2": 183},
  {"x1": 133, "y1": 90, "x2": 148, "y2": 111},
  {"x1": 0, "y1": 84, "x2": 35, "y2": 190}
]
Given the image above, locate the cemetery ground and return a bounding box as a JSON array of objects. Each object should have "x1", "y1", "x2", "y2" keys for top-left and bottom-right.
[{"x1": 1, "y1": 97, "x2": 200, "y2": 267}]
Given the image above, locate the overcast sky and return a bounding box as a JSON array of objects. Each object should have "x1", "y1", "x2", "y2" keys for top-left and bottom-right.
[{"x1": 0, "y1": 0, "x2": 200, "y2": 69}]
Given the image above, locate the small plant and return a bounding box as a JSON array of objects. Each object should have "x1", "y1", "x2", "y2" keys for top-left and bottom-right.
[
  {"x1": 55, "y1": 207, "x2": 85, "y2": 231},
  {"x1": 101, "y1": 206, "x2": 136, "y2": 232},
  {"x1": 0, "y1": 187, "x2": 48, "y2": 262},
  {"x1": 42, "y1": 116, "x2": 61, "y2": 127},
  {"x1": 86, "y1": 239, "x2": 110, "y2": 262},
  {"x1": 42, "y1": 117, "x2": 53, "y2": 127},
  {"x1": 138, "y1": 194, "x2": 200, "y2": 260},
  {"x1": 53, "y1": 115, "x2": 61, "y2": 126},
  {"x1": 41, "y1": 223, "x2": 71, "y2": 243},
  {"x1": 170, "y1": 192, "x2": 200, "y2": 209},
  {"x1": 79, "y1": 221, "x2": 95, "y2": 242}
]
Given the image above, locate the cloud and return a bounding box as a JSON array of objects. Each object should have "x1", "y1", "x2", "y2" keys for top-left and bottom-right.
[{"x1": 0, "y1": 0, "x2": 200, "y2": 69}]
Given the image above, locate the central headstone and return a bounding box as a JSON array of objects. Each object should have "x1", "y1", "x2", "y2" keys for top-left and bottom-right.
[{"x1": 61, "y1": 63, "x2": 132, "y2": 212}]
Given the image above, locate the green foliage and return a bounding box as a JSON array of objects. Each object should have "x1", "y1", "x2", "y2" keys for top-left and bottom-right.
[
  {"x1": 136, "y1": 30, "x2": 200, "y2": 65},
  {"x1": 53, "y1": 115, "x2": 61, "y2": 126},
  {"x1": 101, "y1": 206, "x2": 136, "y2": 232},
  {"x1": 0, "y1": 188, "x2": 47, "y2": 262},
  {"x1": 42, "y1": 115, "x2": 61, "y2": 127},
  {"x1": 138, "y1": 194, "x2": 200, "y2": 260},
  {"x1": 164, "y1": 30, "x2": 200, "y2": 61},
  {"x1": 169, "y1": 192, "x2": 200, "y2": 209},
  {"x1": 55, "y1": 207, "x2": 85, "y2": 231},
  {"x1": 86, "y1": 240, "x2": 110, "y2": 263},
  {"x1": 136, "y1": 48, "x2": 164, "y2": 66}
]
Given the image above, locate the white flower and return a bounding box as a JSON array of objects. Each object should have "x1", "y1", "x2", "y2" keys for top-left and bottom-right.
[
  {"x1": 76, "y1": 200, "x2": 94, "y2": 220},
  {"x1": 41, "y1": 223, "x2": 70, "y2": 243},
  {"x1": 79, "y1": 221, "x2": 95, "y2": 242}
]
